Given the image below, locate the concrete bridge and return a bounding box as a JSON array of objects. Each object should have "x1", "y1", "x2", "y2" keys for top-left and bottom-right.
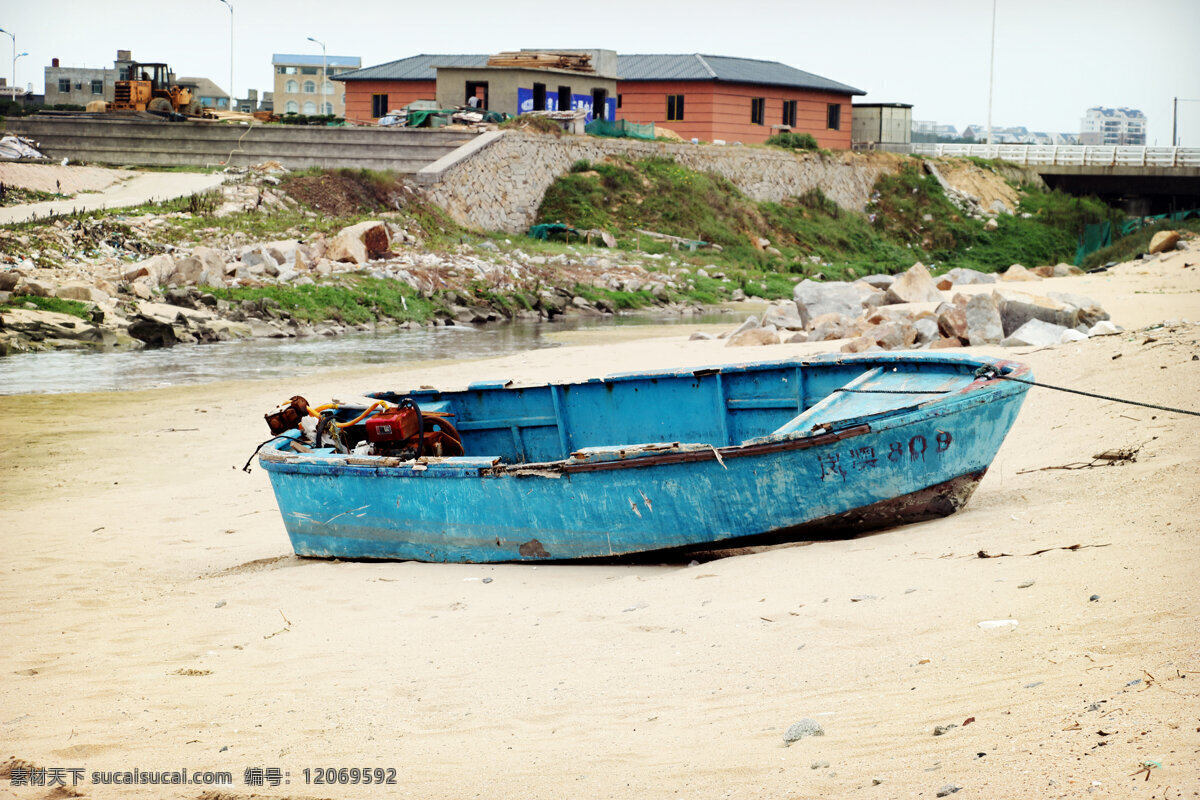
[{"x1": 912, "y1": 143, "x2": 1200, "y2": 214}]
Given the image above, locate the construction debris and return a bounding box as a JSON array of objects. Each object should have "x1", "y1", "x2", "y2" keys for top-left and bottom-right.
[{"x1": 486, "y1": 52, "x2": 595, "y2": 72}]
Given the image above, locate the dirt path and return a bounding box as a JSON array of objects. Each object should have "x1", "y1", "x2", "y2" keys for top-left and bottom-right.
[{"x1": 0, "y1": 168, "x2": 225, "y2": 224}]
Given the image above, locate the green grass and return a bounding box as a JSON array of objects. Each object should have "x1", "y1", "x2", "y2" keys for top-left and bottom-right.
[
  {"x1": 205, "y1": 276, "x2": 438, "y2": 325},
  {"x1": 1082, "y1": 218, "x2": 1200, "y2": 269},
  {"x1": 1, "y1": 295, "x2": 93, "y2": 320}
]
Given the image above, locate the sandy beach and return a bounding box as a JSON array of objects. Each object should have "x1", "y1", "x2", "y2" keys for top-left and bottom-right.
[{"x1": 1, "y1": 251, "x2": 1198, "y2": 799}]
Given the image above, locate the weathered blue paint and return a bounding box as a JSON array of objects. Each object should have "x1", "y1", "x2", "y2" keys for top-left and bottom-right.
[{"x1": 260, "y1": 353, "x2": 1031, "y2": 562}]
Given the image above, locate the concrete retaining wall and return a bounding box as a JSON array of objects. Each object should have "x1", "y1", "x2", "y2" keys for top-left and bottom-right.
[
  {"x1": 419, "y1": 131, "x2": 902, "y2": 233},
  {"x1": 4, "y1": 115, "x2": 473, "y2": 173}
]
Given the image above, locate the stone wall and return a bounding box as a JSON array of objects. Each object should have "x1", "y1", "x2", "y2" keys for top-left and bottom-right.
[{"x1": 421, "y1": 132, "x2": 904, "y2": 233}]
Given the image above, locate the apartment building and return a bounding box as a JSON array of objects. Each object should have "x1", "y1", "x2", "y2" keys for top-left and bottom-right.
[
  {"x1": 1079, "y1": 107, "x2": 1146, "y2": 146},
  {"x1": 273, "y1": 53, "x2": 361, "y2": 117}
]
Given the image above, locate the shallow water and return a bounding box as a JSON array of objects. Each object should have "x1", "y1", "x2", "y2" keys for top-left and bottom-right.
[{"x1": 0, "y1": 311, "x2": 732, "y2": 395}]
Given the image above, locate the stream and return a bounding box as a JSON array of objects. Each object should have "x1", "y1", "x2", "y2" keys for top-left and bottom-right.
[{"x1": 0, "y1": 311, "x2": 733, "y2": 395}]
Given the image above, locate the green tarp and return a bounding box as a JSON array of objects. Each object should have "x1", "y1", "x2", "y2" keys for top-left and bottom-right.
[{"x1": 585, "y1": 119, "x2": 656, "y2": 141}]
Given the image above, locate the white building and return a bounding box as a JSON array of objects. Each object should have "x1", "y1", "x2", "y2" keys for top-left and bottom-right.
[{"x1": 1079, "y1": 107, "x2": 1146, "y2": 146}]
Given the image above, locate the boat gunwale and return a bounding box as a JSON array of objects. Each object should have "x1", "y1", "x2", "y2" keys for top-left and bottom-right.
[{"x1": 259, "y1": 353, "x2": 1030, "y2": 479}]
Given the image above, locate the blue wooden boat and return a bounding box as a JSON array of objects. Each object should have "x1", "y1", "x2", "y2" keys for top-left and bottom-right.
[{"x1": 258, "y1": 353, "x2": 1031, "y2": 562}]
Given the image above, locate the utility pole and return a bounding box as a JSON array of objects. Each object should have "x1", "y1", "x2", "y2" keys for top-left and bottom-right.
[
  {"x1": 986, "y1": 0, "x2": 997, "y2": 146},
  {"x1": 0, "y1": 28, "x2": 14, "y2": 105},
  {"x1": 218, "y1": 0, "x2": 233, "y2": 109},
  {"x1": 1174, "y1": 97, "x2": 1178, "y2": 146}
]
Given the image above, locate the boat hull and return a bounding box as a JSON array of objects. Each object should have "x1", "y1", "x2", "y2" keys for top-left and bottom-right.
[{"x1": 261, "y1": 357, "x2": 1027, "y2": 562}]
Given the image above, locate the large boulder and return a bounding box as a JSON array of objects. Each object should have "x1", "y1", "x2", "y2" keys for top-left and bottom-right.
[
  {"x1": 993, "y1": 288, "x2": 1081, "y2": 336},
  {"x1": 164, "y1": 256, "x2": 204, "y2": 287},
  {"x1": 1046, "y1": 291, "x2": 1110, "y2": 328},
  {"x1": 726, "y1": 326, "x2": 781, "y2": 347},
  {"x1": 761, "y1": 300, "x2": 806, "y2": 331},
  {"x1": 123, "y1": 254, "x2": 175, "y2": 287},
  {"x1": 938, "y1": 267, "x2": 998, "y2": 289},
  {"x1": 1000, "y1": 318, "x2": 1071, "y2": 347},
  {"x1": 240, "y1": 246, "x2": 280, "y2": 277},
  {"x1": 884, "y1": 263, "x2": 944, "y2": 305},
  {"x1": 937, "y1": 307, "x2": 968, "y2": 341},
  {"x1": 15, "y1": 278, "x2": 55, "y2": 298},
  {"x1": 1000, "y1": 264, "x2": 1041, "y2": 282},
  {"x1": 264, "y1": 240, "x2": 310, "y2": 271},
  {"x1": 965, "y1": 293, "x2": 1004, "y2": 345},
  {"x1": 189, "y1": 246, "x2": 228, "y2": 287},
  {"x1": 858, "y1": 274, "x2": 895, "y2": 290},
  {"x1": 55, "y1": 281, "x2": 109, "y2": 304},
  {"x1": 326, "y1": 221, "x2": 391, "y2": 265},
  {"x1": 1148, "y1": 230, "x2": 1180, "y2": 254},
  {"x1": 793, "y1": 280, "x2": 874, "y2": 327},
  {"x1": 807, "y1": 312, "x2": 856, "y2": 343},
  {"x1": 0, "y1": 271, "x2": 21, "y2": 292}
]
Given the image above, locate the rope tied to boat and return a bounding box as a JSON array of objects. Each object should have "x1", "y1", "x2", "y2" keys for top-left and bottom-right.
[{"x1": 974, "y1": 365, "x2": 1200, "y2": 418}]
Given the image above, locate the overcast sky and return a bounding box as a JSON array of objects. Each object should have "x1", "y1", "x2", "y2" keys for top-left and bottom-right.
[{"x1": 5, "y1": 0, "x2": 1199, "y2": 143}]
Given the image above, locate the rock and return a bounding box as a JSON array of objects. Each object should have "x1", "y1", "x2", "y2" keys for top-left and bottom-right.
[
  {"x1": 240, "y1": 246, "x2": 280, "y2": 277},
  {"x1": 783, "y1": 718, "x2": 825, "y2": 744},
  {"x1": 994, "y1": 289, "x2": 1081, "y2": 335},
  {"x1": 55, "y1": 281, "x2": 109, "y2": 304},
  {"x1": 1053, "y1": 262, "x2": 1084, "y2": 277},
  {"x1": 866, "y1": 321, "x2": 918, "y2": 350},
  {"x1": 965, "y1": 294, "x2": 1004, "y2": 345},
  {"x1": 936, "y1": 784, "x2": 962, "y2": 797},
  {"x1": 730, "y1": 288, "x2": 746, "y2": 301},
  {"x1": 126, "y1": 315, "x2": 181, "y2": 348},
  {"x1": 729, "y1": 315, "x2": 761, "y2": 337},
  {"x1": 165, "y1": 255, "x2": 204, "y2": 287},
  {"x1": 1000, "y1": 263, "x2": 1040, "y2": 281},
  {"x1": 0, "y1": 271, "x2": 21, "y2": 291},
  {"x1": 130, "y1": 281, "x2": 153, "y2": 300},
  {"x1": 726, "y1": 327, "x2": 781, "y2": 347},
  {"x1": 264, "y1": 240, "x2": 309, "y2": 270},
  {"x1": 937, "y1": 307, "x2": 968, "y2": 340},
  {"x1": 808, "y1": 313, "x2": 855, "y2": 342},
  {"x1": 793, "y1": 280, "x2": 874, "y2": 326},
  {"x1": 0, "y1": 307, "x2": 109, "y2": 344},
  {"x1": 913, "y1": 317, "x2": 939, "y2": 345},
  {"x1": 840, "y1": 335, "x2": 875, "y2": 353},
  {"x1": 15, "y1": 278, "x2": 54, "y2": 297},
  {"x1": 929, "y1": 336, "x2": 963, "y2": 349},
  {"x1": 1088, "y1": 320, "x2": 1121, "y2": 336},
  {"x1": 861, "y1": 289, "x2": 888, "y2": 309},
  {"x1": 933, "y1": 724, "x2": 958, "y2": 736},
  {"x1": 1031, "y1": 265, "x2": 1056, "y2": 278},
  {"x1": 984, "y1": 217, "x2": 999, "y2": 231},
  {"x1": 1046, "y1": 291, "x2": 1110, "y2": 328},
  {"x1": 884, "y1": 263, "x2": 943, "y2": 305},
  {"x1": 945, "y1": 267, "x2": 998, "y2": 286},
  {"x1": 1148, "y1": 230, "x2": 1180, "y2": 254},
  {"x1": 688, "y1": 332, "x2": 714, "y2": 341},
  {"x1": 123, "y1": 254, "x2": 174, "y2": 287},
  {"x1": 762, "y1": 301, "x2": 805, "y2": 331},
  {"x1": 1000, "y1": 318, "x2": 1071, "y2": 347},
  {"x1": 326, "y1": 220, "x2": 391, "y2": 264},
  {"x1": 859, "y1": 274, "x2": 894, "y2": 290}
]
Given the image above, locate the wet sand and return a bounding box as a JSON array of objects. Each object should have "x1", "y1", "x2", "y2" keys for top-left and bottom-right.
[{"x1": 1, "y1": 252, "x2": 1198, "y2": 799}]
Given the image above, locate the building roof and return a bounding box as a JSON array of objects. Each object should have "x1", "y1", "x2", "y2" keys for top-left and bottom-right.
[
  {"x1": 336, "y1": 52, "x2": 864, "y2": 95},
  {"x1": 852, "y1": 102, "x2": 912, "y2": 109},
  {"x1": 273, "y1": 53, "x2": 362, "y2": 68},
  {"x1": 618, "y1": 54, "x2": 863, "y2": 94},
  {"x1": 177, "y1": 76, "x2": 228, "y2": 98}
]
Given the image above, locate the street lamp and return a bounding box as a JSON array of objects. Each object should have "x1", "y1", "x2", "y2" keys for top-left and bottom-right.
[
  {"x1": 307, "y1": 36, "x2": 327, "y2": 115},
  {"x1": 12, "y1": 51, "x2": 26, "y2": 105},
  {"x1": 217, "y1": 0, "x2": 233, "y2": 110},
  {"x1": 985, "y1": 0, "x2": 997, "y2": 147},
  {"x1": 0, "y1": 28, "x2": 14, "y2": 103},
  {"x1": 1173, "y1": 97, "x2": 1200, "y2": 147}
]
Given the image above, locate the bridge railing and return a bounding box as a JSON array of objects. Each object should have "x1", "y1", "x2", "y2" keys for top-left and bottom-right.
[{"x1": 911, "y1": 143, "x2": 1200, "y2": 167}]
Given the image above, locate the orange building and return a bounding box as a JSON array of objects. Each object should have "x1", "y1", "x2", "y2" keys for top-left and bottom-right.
[
  {"x1": 616, "y1": 54, "x2": 863, "y2": 148},
  {"x1": 336, "y1": 53, "x2": 864, "y2": 146}
]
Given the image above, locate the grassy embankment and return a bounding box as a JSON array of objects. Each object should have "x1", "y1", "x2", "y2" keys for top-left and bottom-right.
[{"x1": 1, "y1": 159, "x2": 1139, "y2": 323}]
